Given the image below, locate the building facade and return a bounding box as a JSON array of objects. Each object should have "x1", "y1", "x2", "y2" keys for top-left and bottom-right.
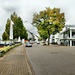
[
  {"x1": 59, "y1": 27, "x2": 75, "y2": 46},
  {"x1": 27, "y1": 30, "x2": 34, "y2": 40},
  {"x1": 27, "y1": 30, "x2": 38, "y2": 41},
  {"x1": 51, "y1": 25, "x2": 75, "y2": 46}
]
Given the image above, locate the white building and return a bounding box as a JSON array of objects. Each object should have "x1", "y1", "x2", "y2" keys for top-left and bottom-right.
[
  {"x1": 27, "y1": 30, "x2": 34, "y2": 40},
  {"x1": 51, "y1": 34, "x2": 59, "y2": 44},
  {"x1": 51, "y1": 25, "x2": 75, "y2": 46},
  {"x1": 34, "y1": 35, "x2": 38, "y2": 42},
  {"x1": 59, "y1": 26, "x2": 75, "y2": 46},
  {"x1": 27, "y1": 30, "x2": 38, "y2": 41}
]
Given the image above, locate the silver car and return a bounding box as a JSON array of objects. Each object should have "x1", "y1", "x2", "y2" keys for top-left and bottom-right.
[{"x1": 25, "y1": 42, "x2": 32, "y2": 47}]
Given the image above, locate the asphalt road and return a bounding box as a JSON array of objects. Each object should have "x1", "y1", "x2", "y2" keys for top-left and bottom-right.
[{"x1": 26, "y1": 44, "x2": 75, "y2": 75}]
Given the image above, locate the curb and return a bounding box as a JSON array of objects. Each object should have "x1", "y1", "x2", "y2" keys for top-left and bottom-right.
[
  {"x1": 24, "y1": 46, "x2": 36, "y2": 75},
  {"x1": 25, "y1": 54, "x2": 32, "y2": 75}
]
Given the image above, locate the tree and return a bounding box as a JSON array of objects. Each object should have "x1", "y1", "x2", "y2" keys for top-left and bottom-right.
[
  {"x1": 32, "y1": 7, "x2": 65, "y2": 45},
  {"x1": 13, "y1": 17, "x2": 28, "y2": 39},
  {"x1": 38, "y1": 30, "x2": 48, "y2": 42},
  {"x1": 11, "y1": 12, "x2": 28, "y2": 40},
  {"x1": 11, "y1": 12, "x2": 18, "y2": 23},
  {"x1": 5, "y1": 12, "x2": 17, "y2": 40},
  {"x1": 38, "y1": 37, "x2": 42, "y2": 41},
  {"x1": 2, "y1": 32, "x2": 8, "y2": 40},
  {"x1": 5, "y1": 18, "x2": 11, "y2": 40},
  {"x1": 4, "y1": 12, "x2": 28, "y2": 40}
]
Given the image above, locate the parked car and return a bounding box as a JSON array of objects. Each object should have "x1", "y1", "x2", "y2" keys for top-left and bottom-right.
[
  {"x1": 30, "y1": 41, "x2": 34, "y2": 44},
  {"x1": 37, "y1": 41, "x2": 40, "y2": 44},
  {"x1": 25, "y1": 42, "x2": 32, "y2": 47}
]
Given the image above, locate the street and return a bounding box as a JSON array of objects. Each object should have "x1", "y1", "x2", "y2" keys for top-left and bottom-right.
[{"x1": 26, "y1": 44, "x2": 75, "y2": 75}]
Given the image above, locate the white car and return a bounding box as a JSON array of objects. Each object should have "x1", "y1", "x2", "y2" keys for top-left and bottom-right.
[{"x1": 37, "y1": 41, "x2": 40, "y2": 44}]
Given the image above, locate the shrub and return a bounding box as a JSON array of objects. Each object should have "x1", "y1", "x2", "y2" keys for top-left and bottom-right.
[{"x1": 0, "y1": 43, "x2": 22, "y2": 57}]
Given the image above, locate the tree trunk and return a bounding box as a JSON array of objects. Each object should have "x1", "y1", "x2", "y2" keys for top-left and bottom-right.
[
  {"x1": 48, "y1": 34, "x2": 50, "y2": 45},
  {"x1": 48, "y1": 30, "x2": 50, "y2": 45}
]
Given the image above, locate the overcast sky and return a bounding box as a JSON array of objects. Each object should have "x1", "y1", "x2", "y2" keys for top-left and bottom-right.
[{"x1": 0, "y1": 0, "x2": 75, "y2": 39}]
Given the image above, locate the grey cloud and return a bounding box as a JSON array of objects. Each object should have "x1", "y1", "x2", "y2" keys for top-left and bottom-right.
[
  {"x1": 3, "y1": 6, "x2": 17, "y2": 11},
  {"x1": 2, "y1": 1, "x2": 18, "y2": 12}
]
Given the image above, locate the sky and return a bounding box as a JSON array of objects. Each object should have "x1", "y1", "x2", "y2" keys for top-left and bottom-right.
[{"x1": 0, "y1": 0, "x2": 75, "y2": 39}]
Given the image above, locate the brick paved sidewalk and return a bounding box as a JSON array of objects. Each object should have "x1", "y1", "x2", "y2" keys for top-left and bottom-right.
[{"x1": 0, "y1": 44, "x2": 29, "y2": 75}]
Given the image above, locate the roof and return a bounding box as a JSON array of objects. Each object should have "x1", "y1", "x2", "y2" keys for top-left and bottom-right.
[
  {"x1": 60, "y1": 27, "x2": 69, "y2": 34},
  {"x1": 27, "y1": 29, "x2": 39, "y2": 38},
  {"x1": 60, "y1": 25, "x2": 75, "y2": 34}
]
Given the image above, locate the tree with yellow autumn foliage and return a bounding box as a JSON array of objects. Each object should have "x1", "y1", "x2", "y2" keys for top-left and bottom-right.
[{"x1": 32, "y1": 7, "x2": 65, "y2": 45}]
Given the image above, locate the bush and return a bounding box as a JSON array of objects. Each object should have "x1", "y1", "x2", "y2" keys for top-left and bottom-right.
[
  {"x1": 3, "y1": 46, "x2": 11, "y2": 52},
  {"x1": 0, "y1": 53, "x2": 3, "y2": 57},
  {"x1": 0, "y1": 43, "x2": 22, "y2": 57}
]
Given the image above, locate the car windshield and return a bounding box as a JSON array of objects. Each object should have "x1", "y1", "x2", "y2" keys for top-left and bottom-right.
[
  {"x1": 26, "y1": 42, "x2": 30, "y2": 44},
  {"x1": 0, "y1": 41, "x2": 5, "y2": 44}
]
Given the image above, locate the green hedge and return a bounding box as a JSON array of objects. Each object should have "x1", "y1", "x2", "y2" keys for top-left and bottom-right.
[{"x1": 0, "y1": 43, "x2": 22, "y2": 57}]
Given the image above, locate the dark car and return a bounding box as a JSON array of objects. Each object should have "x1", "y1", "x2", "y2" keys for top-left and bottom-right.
[{"x1": 25, "y1": 42, "x2": 32, "y2": 47}]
